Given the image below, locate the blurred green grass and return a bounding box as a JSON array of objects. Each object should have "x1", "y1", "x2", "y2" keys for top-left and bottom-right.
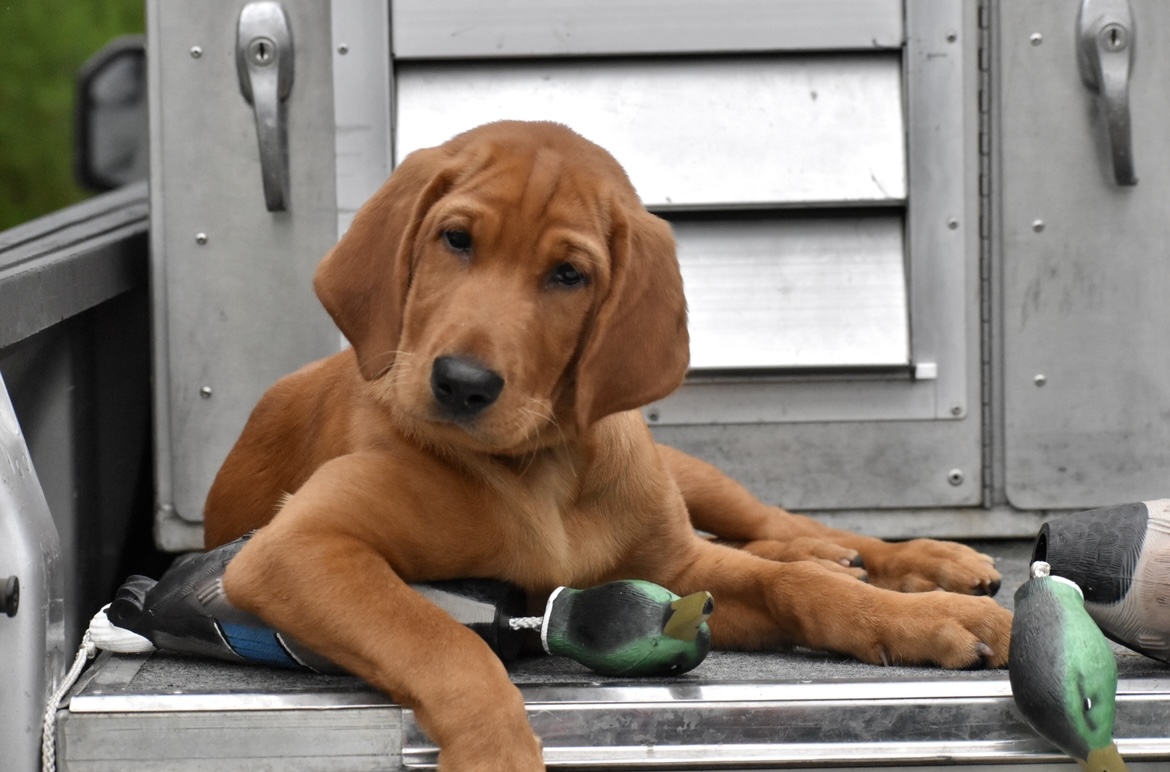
[{"x1": 0, "y1": 0, "x2": 144, "y2": 231}]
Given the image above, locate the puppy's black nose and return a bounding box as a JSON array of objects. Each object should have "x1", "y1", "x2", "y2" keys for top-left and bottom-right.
[{"x1": 430, "y1": 356, "x2": 504, "y2": 419}]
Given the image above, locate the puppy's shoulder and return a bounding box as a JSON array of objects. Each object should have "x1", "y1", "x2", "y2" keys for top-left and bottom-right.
[{"x1": 581, "y1": 410, "x2": 668, "y2": 489}]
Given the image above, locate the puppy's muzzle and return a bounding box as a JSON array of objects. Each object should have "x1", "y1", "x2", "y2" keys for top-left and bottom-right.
[{"x1": 430, "y1": 356, "x2": 505, "y2": 420}]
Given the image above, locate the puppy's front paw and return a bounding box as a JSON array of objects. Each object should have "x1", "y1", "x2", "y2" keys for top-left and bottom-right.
[
  {"x1": 868, "y1": 593, "x2": 1012, "y2": 669},
  {"x1": 864, "y1": 539, "x2": 1001, "y2": 596}
]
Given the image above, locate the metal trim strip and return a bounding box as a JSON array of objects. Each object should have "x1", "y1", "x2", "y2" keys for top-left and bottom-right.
[
  {"x1": 0, "y1": 182, "x2": 148, "y2": 350},
  {"x1": 391, "y1": 0, "x2": 904, "y2": 58}
]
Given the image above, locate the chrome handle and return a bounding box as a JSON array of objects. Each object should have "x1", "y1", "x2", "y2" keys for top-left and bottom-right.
[
  {"x1": 4, "y1": 575, "x2": 17, "y2": 617},
  {"x1": 1077, "y1": 0, "x2": 1137, "y2": 186},
  {"x1": 237, "y1": 2, "x2": 294, "y2": 211}
]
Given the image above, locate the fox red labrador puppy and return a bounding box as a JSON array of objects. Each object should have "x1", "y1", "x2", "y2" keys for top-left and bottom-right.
[{"x1": 206, "y1": 121, "x2": 1010, "y2": 769}]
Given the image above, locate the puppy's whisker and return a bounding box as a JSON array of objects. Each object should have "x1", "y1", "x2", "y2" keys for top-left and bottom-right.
[
  {"x1": 516, "y1": 406, "x2": 546, "y2": 475},
  {"x1": 518, "y1": 399, "x2": 558, "y2": 465},
  {"x1": 374, "y1": 351, "x2": 416, "y2": 389},
  {"x1": 526, "y1": 397, "x2": 569, "y2": 455}
]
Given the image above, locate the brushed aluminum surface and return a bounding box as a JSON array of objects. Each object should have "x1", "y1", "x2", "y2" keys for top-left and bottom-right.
[
  {"x1": 999, "y1": 0, "x2": 1170, "y2": 508},
  {"x1": 391, "y1": 0, "x2": 903, "y2": 58},
  {"x1": 675, "y1": 215, "x2": 908, "y2": 370},
  {"x1": 149, "y1": 0, "x2": 340, "y2": 540},
  {"x1": 395, "y1": 55, "x2": 907, "y2": 209}
]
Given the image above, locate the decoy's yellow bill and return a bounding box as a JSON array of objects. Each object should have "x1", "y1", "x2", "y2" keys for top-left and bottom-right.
[{"x1": 1080, "y1": 741, "x2": 1128, "y2": 772}]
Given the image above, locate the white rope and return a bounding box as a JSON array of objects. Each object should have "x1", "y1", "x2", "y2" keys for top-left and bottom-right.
[
  {"x1": 40, "y1": 605, "x2": 155, "y2": 772},
  {"x1": 507, "y1": 615, "x2": 543, "y2": 630},
  {"x1": 41, "y1": 630, "x2": 96, "y2": 772}
]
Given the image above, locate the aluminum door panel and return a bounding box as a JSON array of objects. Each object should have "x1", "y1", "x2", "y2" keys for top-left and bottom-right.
[
  {"x1": 149, "y1": 0, "x2": 340, "y2": 538},
  {"x1": 394, "y1": 55, "x2": 907, "y2": 209},
  {"x1": 676, "y1": 215, "x2": 908, "y2": 370},
  {"x1": 392, "y1": 0, "x2": 904, "y2": 58},
  {"x1": 1000, "y1": 0, "x2": 1170, "y2": 508},
  {"x1": 655, "y1": 414, "x2": 983, "y2": 511}
]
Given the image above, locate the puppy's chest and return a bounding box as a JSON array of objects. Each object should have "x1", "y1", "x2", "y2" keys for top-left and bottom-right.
[{"x1": 492, "y1": 465, "x2": 645, "y2": 590}]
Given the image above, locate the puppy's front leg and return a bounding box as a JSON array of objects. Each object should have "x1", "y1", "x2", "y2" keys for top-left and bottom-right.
[
  {"x1": 660, "y1": 445, "x2": 1001, "y2": 595},
  {"x1": 222, "y1": 454, "x2": 544, "y2": 771},
  {"x1": 665, "y1": 539, "x2": 1011, "y2": 669},
  {"x1": 658, "y1": 443, "x2": 863, "y2": 568}
]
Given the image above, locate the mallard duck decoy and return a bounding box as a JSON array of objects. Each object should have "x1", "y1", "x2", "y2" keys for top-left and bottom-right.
[
  {"x1": 1009, "y1": 561, "x2": 1127, "y2": 772},
  {"x1": 535, "y1": 580, "x2": 713, "y2": 676},
  {"x1": 106, "y1": 533, "x2": 346, "y2": 671},
  {"x1": 1035, "y1": 499, "x2": 1170, "y2": 664}
]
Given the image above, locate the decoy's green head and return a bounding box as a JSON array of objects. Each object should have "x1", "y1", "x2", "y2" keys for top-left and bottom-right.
[{"x1": 1010, "y1": 573, "x2": 1126, "y2": 772}]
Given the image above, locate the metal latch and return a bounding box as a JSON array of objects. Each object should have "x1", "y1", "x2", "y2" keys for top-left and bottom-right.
[
  {"x1": 1077, "y1": 0, "x2": 1137, "y2": 186},
  {"x1": 237, "y1": 1, "x2": 295, "y2": 211}
]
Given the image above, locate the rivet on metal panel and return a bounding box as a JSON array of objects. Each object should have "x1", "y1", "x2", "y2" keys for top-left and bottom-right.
[
  {"x1": 1030, "y1": 32, "x2": 1044, "y2": 46},
  {"x1": 190, "y1": 46, "x2": 203, "y2": 59},
  {"x1": 647, "y1": 409, "x2": 660, "y2": 423},
  {"x1": 199, "y1": 386, "x2": 213, "y2": 399},
  {"x1": 195, "y1": 232, "x2": 208, "y2": 245},
  {"x1": 1031, "y1": 220, "x2": 1045, "y2": 233},
  {"x1": 950, "y1": 404, "x2": 964, "y2": 417},
  {"x1": 1034, "y1": 374, "x2": 1047, "y2": 387},
  {"x1": 946, "y1": 31, "x2": 958, "y2": 44},
  {"x1": 337, "y1": 43, "x2": 349, "y2": 55},
  {"x1": 947, "y1": 218, "x2": 959, "y2": 230},
  {"x1": 947, "y1": 469, "x2": 965, "y2": 486}
]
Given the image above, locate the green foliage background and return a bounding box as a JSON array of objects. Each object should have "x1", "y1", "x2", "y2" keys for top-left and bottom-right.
[{"x1": 0, "y1": 0, "x2": 145, "y2": 231}]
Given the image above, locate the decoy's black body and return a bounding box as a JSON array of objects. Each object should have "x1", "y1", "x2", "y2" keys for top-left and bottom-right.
[{"x1": 1034, "y1": 499, "x2": 1170, "y2": 664}]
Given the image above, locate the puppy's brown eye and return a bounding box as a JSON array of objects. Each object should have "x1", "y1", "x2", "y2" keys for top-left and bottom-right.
[
  {"x1": 550, "y1": 262, "x2": 586, "y2": 287},
  {"x1": 443, "y1": 229, "x2": 472, "y2": 252}
]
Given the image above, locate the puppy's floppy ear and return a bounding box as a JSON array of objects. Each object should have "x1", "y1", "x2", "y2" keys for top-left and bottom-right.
[
  {"x1": 313, "y1": 147, "x2": 450, "y2": 380},
  {"x1": 575, "y1": 207, "x2": 689, "y2": 427}
]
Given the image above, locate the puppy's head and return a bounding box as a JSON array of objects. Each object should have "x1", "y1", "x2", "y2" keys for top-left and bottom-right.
[{"x1": 314, "y1": 121, "x2": 688, "y2": 454}]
